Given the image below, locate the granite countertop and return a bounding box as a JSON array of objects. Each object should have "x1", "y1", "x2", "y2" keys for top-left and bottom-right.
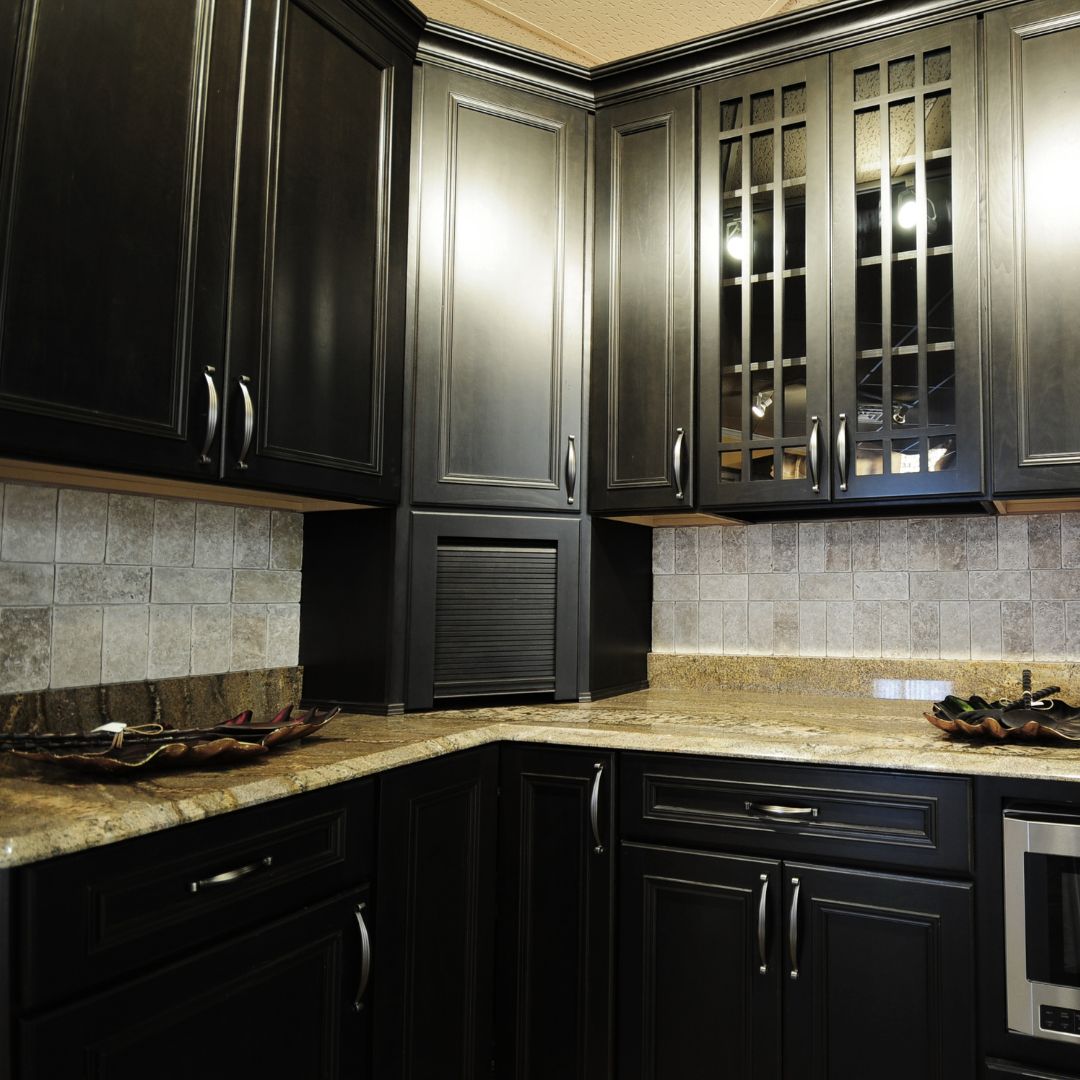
[{"x1": 3, "y1": 688, "x2": 1080, "y2": 870}]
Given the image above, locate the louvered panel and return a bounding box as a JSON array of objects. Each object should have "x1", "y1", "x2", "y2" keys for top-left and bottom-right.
[{"x1": 433, "y1": 544, "x2": 558, "y2": 698}]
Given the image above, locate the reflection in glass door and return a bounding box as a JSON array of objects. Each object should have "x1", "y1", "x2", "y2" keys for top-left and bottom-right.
[{"x1": 700, "y1": 57, "x2": 830, "y2": 508}]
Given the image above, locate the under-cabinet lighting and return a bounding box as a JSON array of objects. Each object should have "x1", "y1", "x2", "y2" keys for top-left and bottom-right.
[
  {"x1": 725, "y1": 221, "x2": 745, "y2": 262},
  {"x1": 751, "y1": 390, "x2": 774, "y2": 418}
]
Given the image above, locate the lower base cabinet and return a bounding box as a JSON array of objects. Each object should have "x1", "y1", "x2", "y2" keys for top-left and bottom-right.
[{"x1": 986, "y1": 1063, "x2": 1080, "y2": 1080}]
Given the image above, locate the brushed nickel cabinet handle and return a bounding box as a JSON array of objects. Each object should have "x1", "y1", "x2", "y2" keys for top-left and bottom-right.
[
  {"x1": 746, "y1": 802, "x2": 819, "y2": 819},
  {"x1": 789, "y1": 876, "x2": 801, "y2": 980},
  {"x1": 566, "y1": 435, "x2": 577, "y2": 504},
  {"x1": 199, "y1": 366, "x2": 218, "y2": 465},
  {"x1": 189, "y1": 855, "x2": 272, "y2": 893},
  {"x1": 590, "y1": 761, "x2": 605, "y2": 855},
  {"x1": 836, "y1": 412, "x2": 849, "y2": 492},
  {"x1": 757, "y1": 873, "x2": 770, "y2": 974},
  {"x1": 353, "y1": 901, "x2": 372, "y2": 1012},
  {"x1": 673, "y1": 428, "x2": 685, "y2": 500},
  {"x1": 237, "y1": 375, "x2": 254, "y2": 470},
  {"x1": 808, "y1": 415, "x2": 820, "y2": 493}
]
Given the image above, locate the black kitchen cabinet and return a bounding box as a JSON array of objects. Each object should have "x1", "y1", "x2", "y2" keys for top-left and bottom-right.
[
  {"x1": 375, "y1": 746, "x2": 499, "y2": 1080},
  {"x1": 986, "y1": 1062, "x2": 1080, "y2": 1080},
  {"x1": 590, "y1": 88, "x2": 696, "y2": 513},
  {"x1": 410, "y1": 66, "x2": 587, "y2": 512},
  {"x1": 496, "y1": 745, "x2": 616, "y2": 1079},
  {"x1": 986, "y1": 0, "x2": 1080, "y2": 496}
]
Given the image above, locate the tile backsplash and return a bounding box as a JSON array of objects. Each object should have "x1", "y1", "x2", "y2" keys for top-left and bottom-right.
[
  {"x1": 652, "y1": 514, "x2": 1080, "y2": 661},
  {"x1": 0, "y1": 483, "x2": 303, "y2": 693}
]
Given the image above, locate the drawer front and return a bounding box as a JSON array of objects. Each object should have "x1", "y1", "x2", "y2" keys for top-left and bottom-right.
[
  {"x1": 620, "y1": 752, "x2": 971, "y2": 874},
  {"x1": 19, "y1": 778, "x2": 374, "y2": 1011}
]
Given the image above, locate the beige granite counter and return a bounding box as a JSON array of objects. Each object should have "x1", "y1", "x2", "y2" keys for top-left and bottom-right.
[{"x1": 4, "y1": 688, "x2": 1080, "y2": 869}]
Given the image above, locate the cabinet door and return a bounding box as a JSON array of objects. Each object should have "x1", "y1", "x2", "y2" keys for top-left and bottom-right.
[
  {"x1": 412, "y1": 67, "x2": 586, "y2": 512},
  {"x1": 831, "y1": 21, "x2": 983, "y2": 501},
  {"x1": 496, "y1": 746, "x2": 615, "y2": 1079},
  {"x1": 987, "y1": 0, "x2": 1080, "y2": 496},
  {"x1": 699, "y1": 58, "x2": 831, "y2": 509},
  {"x1": 591, "y1": 89, "x2": 695, "y2": 513},
  {"x1": 20, "y1": 887, "x2": 372, "y2": 1080},
  {"x1": 223, "y1": 0, "x2": 411, "y2": 501},
  {"x1": 619, "y1": 843, "x2": 782, "y2": 1080},
  {"x1": 783, "y1": 863, "x2": 975, "y2": 1080},
  {"x1": 0, "y1": 0, "x2": 244, "y2": 479},
  {"x1": 375, "y1": 747, "x2": 499, "y2": 1080}
]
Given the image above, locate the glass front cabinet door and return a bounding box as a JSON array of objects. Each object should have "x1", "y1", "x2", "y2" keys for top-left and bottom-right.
[
  {"x1": 699, "y1": 57, "x2": 831, "y2": 508},
  {"x1": 831, "y1": 20, "x2": 983, "y2": 501}
]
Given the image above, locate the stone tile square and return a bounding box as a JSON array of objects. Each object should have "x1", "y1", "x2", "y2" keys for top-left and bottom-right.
[
  {"x1": 0, "y1": 562, "x2": 53, "y2": 606},
  {"x1": 1063, "y1": 514, "x2": 1080, "y2": 569},
  {"x1": 771, "y1": 523, "x2": 798, "y2": 573},
  {"x1": 55, "y1": 489, "x2": 107, "y2": 564},
  {"x1": 910, "y1": 601, "x2": 940, "y2": 658},
  {"x1": 850, "y1": 520, "x2": 880, "y2": 571},
  {"x1": 799, "y1": 600, "x2": 826, "y2": 657},
  {"x1": 152, "y1": 500, "x2": 195, "y2": 567},
  {"x1": 698, "y1": 602, "x2": 723, "y2": 654},
  {"x1": 0, "y1": 607, "x2": 51, "y2": 692},
  {"x1": 151, "y1": 567, "x2": 232, "y2": 605},
  {"x1": 880, "y1": 600, "x2": 911, "y2": 658},
  {"x1": 101, "y1": 605, "x2": 149, "y2": 683},
  {"x1": 773, "y1": 601, "x2": 800, "y2": 655},
  {"x1": 936, "y1": 519, "x2": 968, "y2": 571},
  {"x1": 826, "y1": 601, "x2": 854, "y2": 657},
  {"x1": 54, "y1": 564, "x2": 151, "y2": 605},
  {"x1": 651, "y1": 602, "x2": 674, "y2": 653},
  {"x1": 674, "y1": 602, "x2": 699, "y2": 654},
  {"x1": 234, "y1": 508, "x2": 271, "y2": 568},
  {"x1": 698, "y1": 526, "x2": 723, "y2": 574},
  {"x1": 195, "y1": 503, "x2": 237, "y2": 569},
  {"x1": 824, "y1": 522, "x2": 851, "y2": 572},
  {"x1": 746, "y1": 524, "x2": 773, "y2": 573},
  {"x1": 270, "y1": 511, "x2": 304, "y2": 571},
  {"x1": 148, "y1": 605, "x2": 191, "y2": 679},
  {"x1": 674, "y1": 527, "x2": 699, "y2": 574},
  {"x1": 1033, "y1": 600, "x2": 1066, "y2": 662},
  {"x1": 654, "y1": 574, "x2": 698, "y2": 601},
  {"x1": 799, "y1": 573, "x2": 853, "y2": 601},
  {"x1": 853, "y1": 601, "x2": 881, "y2": 658},
  {"x1": 970, "y1": 601, "x2": 1003, "y2": 660},
  {"x1": 939, "y1": 601, "x2": 971, "y2": 660},
  {"x1": 907, "y1": 519, "x2": 938, "y2": 570},
  {"x1": 231, "y1": 604, "x2": 268, "y2": 670},
  {"x1": 1001, "y1": 600, "x2": 1034, "y2": 660},
  {"x1": 798, "y1": 523, "x2": 825, "y2": 572},
  {"x1": 966, "y1": 518, "x2": 998, "y2": 570},
  {"x1": 51, "y1": 605, "x2": 103, "y2": 688},
  {"x1": 105, "y1": 494, "x2": 154, "y2": 565},
  {"x1": 878, "y1": 520, "x2": 908, "y2": 570},
  {"x1": 1028, "y1": 514, "x2": 1062, "y2": 569},
  {"x1": 699, "y1": 574, "x2": 748, "y2": 602},
  {"x1": 2, "y1": 484, "x2": 56, "y2": 563},
  {"x1": 267, "y1": 604, "x2": 301, "y2": 668},
  {"x1": 997, "y1": 517, "x2": 1029, "y2": 570},
  {"x1": 191, "y1": 604, "x2": 232, "y2": 675},
  {"x1": 909, "y1": 571, "x2": 968, "y2": 601},
  {"x1": 722, "y1": 527, "x2": 748, "y2": 574},
  {"x1": 747, "y1": 602, "x2": 773, "y2": 655},
  {"x1": 722, "y1": 602, "x2": 748, "y2": 654},
  {"x1": 232, "y1": 569, "x2": 302, "y2": 604},
  {"x1": 748, "y1": 573, "x2": 799, "y2": 601},
  {"x1": 853, "y1": 571, "x2": 908, "y2": 601}
]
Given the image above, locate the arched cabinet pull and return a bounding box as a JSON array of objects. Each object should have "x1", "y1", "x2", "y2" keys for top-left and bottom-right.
[
  {"x1": 199, "y1": 366, "x2": 218, "y2": 465},
  {"x1": 808, "y1": 415, "x2": 820, "y2": 493},
  {"x1": 566, "y1": 435, "x2": 577, "y2": 504},
  {"x1": 672, "y1": 428, "x2": 685, "y2": 500},
  {"x1": 353, "y1": 902, "x2": 372, "y2": 1012},
  {"x1": 836, "y1": 413, "x2": 849, "y2": 493},
  {"x1": 590, "y1": 761, "x2": 605, "y2": 855},
  {"x1": 237, "y1": 375, "x2": 254, "y2": 470}
]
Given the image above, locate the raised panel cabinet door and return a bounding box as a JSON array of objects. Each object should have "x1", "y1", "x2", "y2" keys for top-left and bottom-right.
[
  {"x1": 987, "y1": 0, "x2": 1080, "y2": 496},
  {"x1": 0, "y1": 0, "x2": 245, "y2": 478},
  {"x1": 412, "y1": 67, "x2": 587, "y2": 512},
  {"x1": 619, "y1": 843, "x2": 782, "y2": 1080},
  {"x1": 590, "y1": 89, "x2": 695, "y2": 513},
  {"x1": 782, "y1": 864, "x2": 975, "y2": 1080},
  {"x1": 19, "y1": 887, "x2": 372, "y2": 1080},
  {"x1": 375, "y1": 747, "x2": 499, "y2": 1080},
  {"x1": 223, "y1": 0, "x2": 412, "y2": 501},
  {"x1": 496, "y1": 746, "x2": 616, "y2": 1079},
  {"x1": 699, "y1": 57, "x2": 831, "y2": 510},
  {"x1": 831, "y1": 21, "x2": 983, "y2": 502}
]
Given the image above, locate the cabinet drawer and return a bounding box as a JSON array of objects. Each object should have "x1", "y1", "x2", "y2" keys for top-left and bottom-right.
[
  {"x1": 620, "y1": 752, "x2": 971, "y2": 874},
  {"x1": 18, "y1": 779, "x2": 374, "y2": 1011},
  {"x1": 986, "y1": 1062, "x2": 1080, "y2": 1080}
]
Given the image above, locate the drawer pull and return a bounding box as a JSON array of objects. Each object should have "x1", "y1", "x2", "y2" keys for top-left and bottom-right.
[
  {"x1": 757, "y1": 873, "x2": 769, "y2": 974},
  {"x1": 746, "y1": 802, "x2": 818, "y2": 819},
  {"x1": 236, "y1": 375, "x2": 254, "y2": 470},
  {"x1": 354, "y1": 901, "x2": 372, "y2": 1012},
  {"x1": 590, "y1": 762, "x2": 605, "y2": 855},
  {"x1": 566, "y1": 435, "x2": 577, "y2": 504},
  {"x1": 789, "y1": 876, "x2": 801, "y2": 980},
  {"x1": 188, "y1": 855, "x2": 272, "y2": 894}
]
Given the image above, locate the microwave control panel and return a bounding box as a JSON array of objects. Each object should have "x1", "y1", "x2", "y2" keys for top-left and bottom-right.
[{"x1": 1040, "y1": 1004, "x2": 1080, "y2": 1038}]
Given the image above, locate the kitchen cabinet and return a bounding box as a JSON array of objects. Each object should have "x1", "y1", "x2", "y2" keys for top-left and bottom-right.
[
  {"x1": 590, "y1": 88, "x2": 696, "y2": 513},
  {"x1": 986, "y1": 0, "x2": 1080, "y2": 496},
  {"x1": 496, "y1": 745, "x2": 616, "y2": 1078},
  {"x1": 411, "y1": 66, "x2": 587, "y2": 512},
  {"x1": 986, "y1": 1063, "x2": 1080, "y2": 1080},
  {"x1": 0, "y1": 0, "x2": 414, "y2": 504},
  {"x1": 375, "y1": 746, "x2": 499, "y2": 1080}
]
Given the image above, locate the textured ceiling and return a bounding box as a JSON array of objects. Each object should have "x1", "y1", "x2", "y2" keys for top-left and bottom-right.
[{"x1": 417, "y1": 0, "x2": 831, "y2": 66}]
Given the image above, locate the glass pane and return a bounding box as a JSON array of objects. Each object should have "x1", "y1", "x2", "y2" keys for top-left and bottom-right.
[
  {"x1": 926, "y1": 158, "x2": 953, "y2": 246},
  {"x1": 855, "y1": 440, "x2": 884, "y2": 475},
  {"x1": 892, "y1": 183, "x2": 917, "y2": 254},
  {"x1": 751, "y1": 131, "x2": 774, "y2": 186},
  {"x1": 927, "y1": 254, "x2": 954, "y2": 344},
  {"x1": 720, "y1": 98, "x2": 743, "y2": 132},
  {"x1": 889, "y1": 99, "x2": 916, "y2": 177},
  {"x1": 857, "y1": 264, "x2": 882, "y2": 352},
  {"x1": 925, "y1": 92, "x2": 952, "y2": 154},
  {"x1": 784, "y1": 191, "x2": 806, "y2": 270},
  {"x1": 720, "y1": 372, "x2": 742, "y2": 444},
  {"x1": 782, "y1": 363, "x2": 807, "y2": 439},
  {"x1": 720, "y1": 284, "x2": 742, "y2": 370},
  {"x1": 783, "y1": 277, "x2": 806, "y2": 360},
  {"x1": 720, "y1": 449, "x2": 742, "y2": 481},
  {"x1": 924, "y1": 48, "x2": 951, "y2": 85},
  {"x1": 750, "y1": 281, "x2": 773, "y2": 365},
  {"x1": 723, "y1": 199, "x2": 743, "y2": 279},
  {"x1": 750, "y1": 448, "x2": 775, "y2": 480},
  {"x1": 782, "y1": 83, "x2": 806, "y2": 117},
  {"x1": 857, "y1": 355, "x2": 884, "y2": 432},
  {"x1": 751, "y1": 368, "x2": 775, "y2": 439},
  {"x1": 854, "y1": 65, "x2": 880, "y2": 100},
  {"x1": 891, "y1": 259, "x2": 918, "y2": 348},
  {"x1": 888, "y1": 56, "x2": 916, "y2": 92},
  {"x1": 892, "y1": 352, "x2": 920, "y2": 428},
  {"x1": 721, "y1": 138, "x2": 743, "y2": 194},
  {"x1": 782, "y1": 124, "x2": 806, "y2": 180},
  {"x1": 782, "y1": 446, "x2": 807, "y2": 479},
  {"x1": 855, "y1": 108, "x2": 881, "y2": 185},
  {"x1": 927, "y1": 349, "x2": 956, "y2": 425},
  {"x1": 892, "y1": 437, "x2": 922, "y2": 473},
  {"x1": 751, "y1": 91, "x2": 775, "y2": 124},
  {"x1": 856, "y1": 191, "x2": 881, "y2": 260},
  {"x1": 929, "y1": 435, "x2": 957, "y2": 471},
  {"x1": 753, "y1": 193, "x2": 773, "y2": 276}
]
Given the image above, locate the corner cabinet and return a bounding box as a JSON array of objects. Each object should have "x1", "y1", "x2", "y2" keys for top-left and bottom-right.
[
  {"x1": 986, "y1": 0, "x2": 1080, "y2": 496},
  {"x1": 590, "y1": 88, "x2": 696, "y2": 513},
  {"x1": 411, "y1": 67, "x2": 587, "y2": 512}
]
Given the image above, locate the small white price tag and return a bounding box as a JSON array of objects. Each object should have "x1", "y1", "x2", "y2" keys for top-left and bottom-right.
[{"x1": 90, "y1": 722, "x2": 128, "y2": 735}]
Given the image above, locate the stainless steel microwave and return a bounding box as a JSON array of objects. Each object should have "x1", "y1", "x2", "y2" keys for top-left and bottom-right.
[{"x1": 1004, "y1": 809, "x2": 1080, "y2": 1045}]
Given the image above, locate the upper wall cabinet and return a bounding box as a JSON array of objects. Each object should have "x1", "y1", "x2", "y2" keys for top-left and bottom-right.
[
  {"x1": 831, "y1": 20, "x2": 982, "y2": 501},
  {"x1": 0, "y1": 0, "x2": 412, "y2": 504},
  {"x1": 699, "y1": 57, "x2": 831, "y2": 509},
  {"x1": 987, "y1": 0, "x2": 1080, "y2": 496},
  {"x1": 590, "y1": 88, "x2": 695, "y2": 513},
  {"x1": 411, "y1": 68, "x2": 587, "y2": 513}
]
